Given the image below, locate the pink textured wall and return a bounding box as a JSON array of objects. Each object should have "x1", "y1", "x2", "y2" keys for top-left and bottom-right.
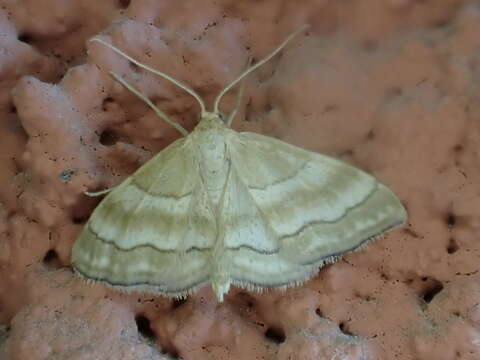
[{"x1": 1, "y1": 0, "x2": 480, "y2": 359}]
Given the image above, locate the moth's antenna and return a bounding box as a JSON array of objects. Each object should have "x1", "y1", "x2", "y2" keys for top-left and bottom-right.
[
  {"x1": 225, "y1": 57, "x2": 252, "y2": 127},
  {"x1": 109, "y1": 71, "x2": 189, "y2": 136},
  {"x1": 212, "y1": 25, "x2": 309, "y2": 115},
  {"x1": 90, "y1": 38, "x2": 207, "y2": 117}
]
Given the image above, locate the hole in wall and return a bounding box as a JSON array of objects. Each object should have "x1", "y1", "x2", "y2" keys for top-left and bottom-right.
[
  {"x1": 118, "y1": 0, "x2": 131, "y2": 8},
  {"x1": 71, "y1": 215, "x2": 89, "y2": 224},
  {"x1": 446, "y1": 212, "x2": 456, "y2": 228},
  {"x1": 421, "y1": 279, "x2": 444, "y2": 303},
  {"x1": 264, "y1": 326, "x2": 286, "y2": 344},
  {"x1": 339, "y1": 321, "x2": 354, "y2": 336},
  {"x1": 102, "y1": 97, "x2": 115, "y2": 111},
  {"x1": 443, "y1": 211, "x2": 466, "y2": 230},
  {"x1": 70, "y1": 200, "x2": 98, "y2": 225},
  {"x1": 99, "y1": 129, "x2": 119, "y2": 146},
  {"x1": 135, "y1": 314, "x2": 156, "y2": 341},
  {"x1": 43, "y1": 249, "x2": 63, "y2": 269},
  {"x1": 446, "y1": 213, "x2": 456, "y2": 227},
  {"x1": 447, "y1": 238, "x2": 459, "y2": 254},
  {"x1": 18, "y1": 33, "x2": 33, "y2": 44}
]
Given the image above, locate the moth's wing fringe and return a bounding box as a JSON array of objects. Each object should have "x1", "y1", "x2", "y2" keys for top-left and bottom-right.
[
  {"x1": 231, "y1": 228, "x2": 397, "y2": 295},
  {"x1": 72, "y1": 267, "x2": 207, "y2": 300}
]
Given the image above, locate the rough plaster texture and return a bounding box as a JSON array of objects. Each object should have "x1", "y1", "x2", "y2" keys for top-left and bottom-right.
[{"x1": 0, "y1": 0, "x2": 479, "y2": 359}]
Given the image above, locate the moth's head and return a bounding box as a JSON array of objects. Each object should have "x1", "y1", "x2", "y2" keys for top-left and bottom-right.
[
  {"x1": 202, "y1": 111, "x2": 224, "y2": 122},
  {"x1": 195, "y1": 111, "x2": 226, "y2": 131}
]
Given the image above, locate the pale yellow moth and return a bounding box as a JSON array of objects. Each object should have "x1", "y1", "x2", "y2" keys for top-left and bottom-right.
[{"x1": 72, "y1": 26, "x2": 406, "y2": 302}]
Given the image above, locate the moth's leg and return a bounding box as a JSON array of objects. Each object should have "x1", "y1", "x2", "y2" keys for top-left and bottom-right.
[
  {"x1": 226, "y1": 57, "x2": 252, "y2": 127},
  {"x1": 84, "y1": 188, "x2": 114, "y2": 197},
  {"x1": 109, "y1": 71, "x2": 189, "y2": 137}
]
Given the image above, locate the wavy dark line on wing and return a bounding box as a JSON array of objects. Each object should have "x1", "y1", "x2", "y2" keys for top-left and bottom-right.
[
  {"x1": 225, "y1": 244, "x2": 279, "y2": 254},
  {"x1": 87, "y1": 224, "x2": 211, "y2": 253},
  {"x1": 278, "y1": 182, "x2": 379, "y2": 241},
  {"x1": 88, "y1": 223, "x2": 280, "y2": 254},
  {"x1": 74, "y1": 265, "x2": 209, "y2": 294}
]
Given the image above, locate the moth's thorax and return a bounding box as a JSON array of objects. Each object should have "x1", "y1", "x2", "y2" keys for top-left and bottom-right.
[
  {"x1": 193, "y1": 112, "x2": 226, "y2": 132},
  {"x1": 191, "y1": 112, "x2": 231, "y2": 206}
]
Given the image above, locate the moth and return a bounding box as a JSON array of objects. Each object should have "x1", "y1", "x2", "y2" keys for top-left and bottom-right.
[{"x1": 72, "y1": 26, "x2": 407, "y2": 302}]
